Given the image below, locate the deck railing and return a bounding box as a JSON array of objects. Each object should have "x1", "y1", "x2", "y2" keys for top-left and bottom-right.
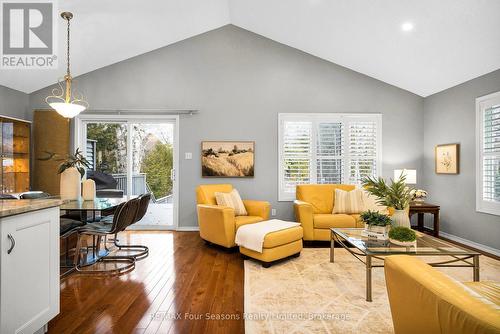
[
  {"x1": 112, "y1": 173, "x2": 148, "y2": 195},
  {"x1": 111, "y1": 173, "x2": 172, "y2": 203}
]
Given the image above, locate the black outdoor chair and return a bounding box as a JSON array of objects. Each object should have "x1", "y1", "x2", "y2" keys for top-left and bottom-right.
[{"x1": 86, "y1": 170, "x2": 124, "y2": 198}]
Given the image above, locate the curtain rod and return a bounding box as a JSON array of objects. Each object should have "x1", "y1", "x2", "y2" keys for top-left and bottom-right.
[{"x1": 86, "y1": 108, "x2": 199, "y2": 115}]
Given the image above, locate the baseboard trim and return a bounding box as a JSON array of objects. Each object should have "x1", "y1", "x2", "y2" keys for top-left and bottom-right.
[
  {"x1": 176, "y1": 226, "x2": 200, "y2": 232},
  {"x1": 439, "y1": 231, "x2": 500, "y2": 258},
  {"x1": 127, "y1": 225, "x2": 176, "y2": 231}
]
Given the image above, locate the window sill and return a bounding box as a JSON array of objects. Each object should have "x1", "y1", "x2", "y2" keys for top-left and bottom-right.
[{"x1": 476, "y1": 203, "x2": 500, "y2": 216}]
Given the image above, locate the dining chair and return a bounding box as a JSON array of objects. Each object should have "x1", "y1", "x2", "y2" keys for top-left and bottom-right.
[
  {"x1": 111, "y1": 193, "x2": 151, "y2": 260},
  {"x1": 73, "y1": 198, "x2": 139, "y2": 275},
  {"x1": 60, "y1": 218, "x2": 86, "y2": 276},
  {"x1": 0, "y1": 194, "x2": 17, "y2": 199},
  {"x1": 19, "y1": 191, "x2": 51, "y2": 199}
]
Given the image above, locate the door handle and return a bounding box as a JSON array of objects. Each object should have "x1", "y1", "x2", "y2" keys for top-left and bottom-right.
[{"x1": 7, "y1": 234, "x2": 15, "y2": 254}]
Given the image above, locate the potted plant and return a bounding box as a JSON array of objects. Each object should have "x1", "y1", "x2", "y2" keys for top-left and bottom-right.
[
  {"x1": 388, "y1": 226, "x2": 417, "y2": 247},
  {"x1": 360, "y1": 210, "x2": 392, "y2": 239},
  {"x1": 361, "y1": 173, "x2": 413, "y2": 228},
  {"x1": 40, "y1": 148, "x2": 91, "y2": 200}
]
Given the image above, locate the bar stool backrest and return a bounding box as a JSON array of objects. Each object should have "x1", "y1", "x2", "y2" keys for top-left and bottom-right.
[
  {"x1": 134, "y1": 193, "x2": 152, "y2": 223},
  {"x1": 111, "y1": 198, "x2": 140, "y2": 234}
]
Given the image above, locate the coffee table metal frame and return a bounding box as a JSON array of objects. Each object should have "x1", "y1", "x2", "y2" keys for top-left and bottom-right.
[{"x1": 330, "y1": 228, "x2": 480, "y2": 302}]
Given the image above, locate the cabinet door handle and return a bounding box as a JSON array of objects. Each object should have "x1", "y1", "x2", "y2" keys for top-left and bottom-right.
[{"x1": 7, "y1": 234, "x2": 15, "y2": 254}]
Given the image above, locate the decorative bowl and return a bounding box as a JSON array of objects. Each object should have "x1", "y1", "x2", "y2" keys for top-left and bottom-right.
[{"x1": 389, "y1": 238, "x2": 416, "y2": 247}]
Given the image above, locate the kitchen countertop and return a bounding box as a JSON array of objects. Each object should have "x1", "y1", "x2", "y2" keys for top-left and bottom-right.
[{"x1": 0, "y1": 198, "x2": 65, "y2": 218}]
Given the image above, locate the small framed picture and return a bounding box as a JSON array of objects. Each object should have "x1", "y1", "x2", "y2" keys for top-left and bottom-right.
[
  {"x1": 201, "y1": 141, "x2": 255, "y2": 177},
  {"x1": 435, "y1": 143, "x2": 459, "y2": 174}
]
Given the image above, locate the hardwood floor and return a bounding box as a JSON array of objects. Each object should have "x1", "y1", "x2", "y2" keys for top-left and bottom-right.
[
  {"x1": 50, "y1": 230, "x2": 498, "y2": 334},
  {"x1": 49, "y1": 231, "x2": 244, "y2": 334}
]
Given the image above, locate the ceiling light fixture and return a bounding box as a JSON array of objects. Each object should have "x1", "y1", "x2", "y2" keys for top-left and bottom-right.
[
  {"x1": 46, "y1": 12, "x2": 88, "y2": 118},
  {"x1": 401, "y1": 22, "x2": 414, "y2": 32}
]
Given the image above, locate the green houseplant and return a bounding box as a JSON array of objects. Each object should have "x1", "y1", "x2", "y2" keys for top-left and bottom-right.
[
  {"x1": 360, "y1": 210, "x2": 392, "y2": 239},
  {"x1": 39, "y1": 148, "x2": 91, "y2": 178},
  {"x1": 39, "y1": 148, "x2": 91, "y2": 200},
  {"x1": 56, "y1": 148, "x2": 91, "y2": 178},
  {"x1": 361, "y1": 173, "x2": 413, "y2": 228},
  {"x1": 388, "y1": 226, "x2": 417, "y2": 246},
  {"x1": 360, "y1": 210, "x2": 392, "y2": 227}
]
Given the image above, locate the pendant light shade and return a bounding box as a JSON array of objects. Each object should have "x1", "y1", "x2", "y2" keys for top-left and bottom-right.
[
  {"x1": 48, "y1": 102, "x2": 86, "y2": 118},
  {"x1": 45, "y1": 12, "x2": 88, "y2": 118}
]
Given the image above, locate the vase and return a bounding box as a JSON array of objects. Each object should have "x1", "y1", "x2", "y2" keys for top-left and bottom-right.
[
  {"x1": 60, "y1": 167, "x2": 81, "y2": 200},
  {"x1": 82, "y1": 179, "x2": 96, "y2": 201},
  {"x1": 391, "y1": 209, "x2": 411, "y2": 228}
]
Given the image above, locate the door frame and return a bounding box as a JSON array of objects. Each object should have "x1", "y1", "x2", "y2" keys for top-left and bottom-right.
[{"x1": 74, "y1": 113, "x2": 179, "y2": 230}]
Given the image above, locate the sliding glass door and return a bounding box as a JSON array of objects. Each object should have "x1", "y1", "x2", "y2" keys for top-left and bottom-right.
[
  {"x1": 130, "y1": 123, "x2": 175, "y2": 228},
  {"x1": 77, "y1": 116, "x2": 178, "y2": 230}
]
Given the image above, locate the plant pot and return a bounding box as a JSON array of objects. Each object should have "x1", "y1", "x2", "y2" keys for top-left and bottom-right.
[
  {"x1": 391, "y1": 209, "x2": 411, "y2": 228},
  {"x1": 60, "y1": 167, "x2": 81, "y2": 200},
  {"x1": 389, "y1": 238, "x2": 416, "y2": 247},
  {"x1": 363, "y1": 225, "x2": 390, "y2": 240},
  {"x1": 367, "y1": 225, "x2": 391, "y2": 234}
]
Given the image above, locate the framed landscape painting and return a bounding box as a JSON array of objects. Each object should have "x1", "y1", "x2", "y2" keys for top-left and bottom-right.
[
  {"x1": 201, "y1": 141, "x2": 255, "y2": 177},
  {"x1": 435, "y1": 143, "x2": 460, "y2": 174}
]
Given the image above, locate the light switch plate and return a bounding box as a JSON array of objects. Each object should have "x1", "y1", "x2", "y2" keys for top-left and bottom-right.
[
  {"x1": 185, "y1": 152, "x2": 192, "y2": 160},
  {"x1": 271, "y1": 209, "x2": 276, "y2": 216}
]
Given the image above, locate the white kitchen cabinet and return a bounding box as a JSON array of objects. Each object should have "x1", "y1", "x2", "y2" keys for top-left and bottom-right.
[{"x1": 0, "y1": 207, "x2": 60, "y2": 334}]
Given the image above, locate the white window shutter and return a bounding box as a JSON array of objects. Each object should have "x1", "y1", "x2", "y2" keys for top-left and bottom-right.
[
  {"x1": 347, "y1": 121, "x2": 379, "y2": 184},
  {"x1": 482, "y1": 105, "x2": 500, "y2": 202},
  {"x1": 316, "y1": 122, "x2": 344, "y2": 184},
  {"x1": 278, "y1": 114, "x2": 381, "y2": 201},
  {"x1": 281, "y1": 121, "x2": 312, "y2": 198}
]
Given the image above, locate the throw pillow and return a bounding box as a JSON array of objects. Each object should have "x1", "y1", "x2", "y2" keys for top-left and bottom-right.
[
  {"x1": 215, "y1": 189, "x2": 248, "y2": 216},
  {"x1": 332, "y1": 189, "x2": 365, "y2": 214}
]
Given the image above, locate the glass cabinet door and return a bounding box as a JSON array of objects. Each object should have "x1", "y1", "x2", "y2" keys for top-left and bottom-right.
[{"x1": 0, "y1": 117, "x2": 30, "y2": 193}]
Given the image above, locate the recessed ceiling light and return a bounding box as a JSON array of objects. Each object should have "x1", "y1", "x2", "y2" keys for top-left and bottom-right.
[{"x1": 401, "y1": 22, "x2": 414, "y2": 32}]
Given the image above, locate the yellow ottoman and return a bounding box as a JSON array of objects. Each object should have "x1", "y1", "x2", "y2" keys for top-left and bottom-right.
[{"x1": 239, "y1": 224, "x2": 303, "y2": 268}]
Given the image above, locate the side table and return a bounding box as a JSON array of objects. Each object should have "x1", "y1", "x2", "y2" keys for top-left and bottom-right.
[{"x1": 409, "y1": 202, "x2": 440, "y2": 237}]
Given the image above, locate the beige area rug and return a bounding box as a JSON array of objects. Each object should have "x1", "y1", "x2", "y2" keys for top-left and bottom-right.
[{"x1": 244, "y1": 248, "x2": 499, "y2": 334}]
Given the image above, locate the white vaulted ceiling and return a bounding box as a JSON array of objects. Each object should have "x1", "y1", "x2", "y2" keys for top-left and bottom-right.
[
  {"x1": 0, "y1": 0, "x2": 231, "y2": 93},
  {"x1": 1, "y1": 0, "x2": 500, "y2": 96}
]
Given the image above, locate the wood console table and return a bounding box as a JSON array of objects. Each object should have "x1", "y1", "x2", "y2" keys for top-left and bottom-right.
[{"x1": 409, "y1": 202, "x2": 440, "y2": 237}]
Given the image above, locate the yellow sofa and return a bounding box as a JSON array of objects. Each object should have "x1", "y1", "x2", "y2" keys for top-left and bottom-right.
[
  {"x1": 293, "y1": 184, "x2": 366, "y2": 241},
  {"x1": 196, "y1": 184, "x2": 270, "y2": 248},
  {"x1": 385, "y1": 255, "x2": 500, "y2": 334}
]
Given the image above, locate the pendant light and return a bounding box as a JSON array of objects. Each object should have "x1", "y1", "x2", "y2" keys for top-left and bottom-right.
[{"x1": 45, "y1": 12, "x2": 88, "y2": 118}]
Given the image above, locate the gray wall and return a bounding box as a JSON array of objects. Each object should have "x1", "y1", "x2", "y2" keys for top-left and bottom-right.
[
  {"x1": 423, "y1": 69, "x2": 500, "y2": 250},
  {"x1": 0, "y1": 85, "x2": 29, "y2": 120},
  {"x1": 29, "y1": 25, "x2": 424, "y2": 227}
]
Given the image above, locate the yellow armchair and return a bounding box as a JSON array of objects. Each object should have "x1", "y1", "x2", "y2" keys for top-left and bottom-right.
[
  {"x1": 385, "y1": 255, "x2": 500, "y2": 334},
  {"x1": 196, "y1": 184, "x2": 270, "y2": 248}
]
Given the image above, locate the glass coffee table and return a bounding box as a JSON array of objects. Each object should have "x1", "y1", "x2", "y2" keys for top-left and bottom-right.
[{"x1": 330, "y1": 228, "x2": 480, "y2": 302}]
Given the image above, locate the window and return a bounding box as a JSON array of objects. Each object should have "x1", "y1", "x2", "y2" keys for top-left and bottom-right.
[
  {"x1": 278, "y1": 113, "x2": 382, "y2": 201},
  {"x1": 476, "y1": 91, "x2": 500, "y2": 215}
]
